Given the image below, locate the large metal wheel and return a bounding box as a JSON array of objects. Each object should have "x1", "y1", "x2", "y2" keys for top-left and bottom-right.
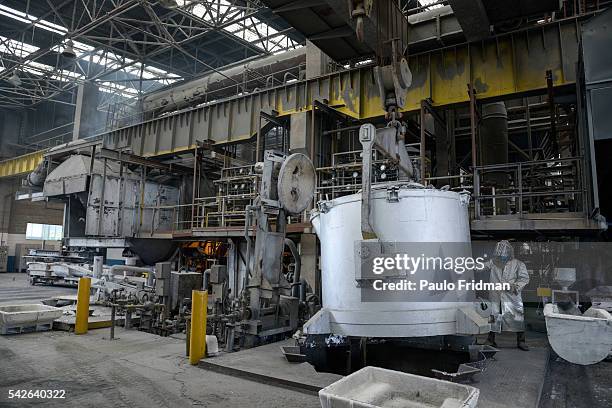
[{"x1": 277, "y1": 153, "x2": 316, "y2": 214}]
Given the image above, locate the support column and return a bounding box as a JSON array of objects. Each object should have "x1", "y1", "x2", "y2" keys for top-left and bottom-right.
[
  {"x1": 290, "y1": 111, "x2": 312, "y2": 157},
  {"x1": 305, "y1": 40, "x2": 331, "y2": 80},
  {"x1": 72, "y1": 82, "x2": 102, "y2": 140},
  {"x1": 189, "y1": 290, "x2": 208, "y2": 365},
  {"x1": 72, "y1": 84, "x2": 85, "y2": 141},
  {"x1": 299, "y1": 234, "x2": 318, "y2": 296}
]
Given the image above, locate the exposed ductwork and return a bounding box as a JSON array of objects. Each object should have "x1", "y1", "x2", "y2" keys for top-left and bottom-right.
[
  {"x1": 142, "y1": 48, "x2": 307, "y2": 114},
  {"x1": 25, "y1": 160, "x2": 49, "y2": 188},
  {"x1": 480, "y1": 102, "x2": 509, "y2": 213}
]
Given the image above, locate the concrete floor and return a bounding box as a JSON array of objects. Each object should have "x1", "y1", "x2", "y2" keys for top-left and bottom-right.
[
  {"x1": 540, "y1": 352, "x2": 612, "y2": 408},
  {"x1": 205, "y1": 335, "x2": 550, "y2": 408},
  {"x1": 0, "y1": 328, "x2": 320, "y2": 407},
  {"x1": 0, "y1": 273, "x2": 319, "y2": 407},
  {"x1": 0, "y1": 273, "x2": 77, "y2": 305},
  {"x1": 2, "y1": 272, "x2": 612, "y2": 407}
]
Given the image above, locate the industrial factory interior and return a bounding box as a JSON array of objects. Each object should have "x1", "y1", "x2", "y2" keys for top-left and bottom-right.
[{"x1": 1, "y1": 0, "x2": 612, "y2": 407}]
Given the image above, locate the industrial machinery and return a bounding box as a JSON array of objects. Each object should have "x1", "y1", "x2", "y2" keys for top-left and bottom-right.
[
  {"x1": 25, "y1": 248, "x2": 93, "y2": 285},
  {"x1": 94, "y1": 262, "x2": 204, "y2": 336},
  {"x1": 43, "y1": 154, "x2": 179, "y2": 240},
  {"x1": 302, "y1": 122, "x2": 490, "y2": 374},
  {"x1": 19, "y1": 137, "x2": 320, "y2": 347},
  {"x1": 21, "y1": 140, "x2": 187, "y2": 269},
  {"x1": 231, "y1": 150, "x2": 316, "y2": 347}
]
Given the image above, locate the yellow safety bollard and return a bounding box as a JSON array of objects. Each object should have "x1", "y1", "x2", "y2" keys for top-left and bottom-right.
[
  {"x1": 189, "y1": 290, "x2": 208, "y2": 365},
  {"x1": 75, "y1": 277, "x2": 91, "y2": 335}
]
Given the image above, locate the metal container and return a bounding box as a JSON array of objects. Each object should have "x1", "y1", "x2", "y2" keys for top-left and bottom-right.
[
  {"x1": 307, "y1": 184, "x2": 484, "y2": 338},
  {"x1": 544, "y1": 304, "x2": 612, "y2": 365},
  {"x1": 0, "y1": 304, "x2": 63, "y2": 334}
]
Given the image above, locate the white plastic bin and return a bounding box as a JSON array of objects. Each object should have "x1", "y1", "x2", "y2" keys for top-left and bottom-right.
[{"x1": 319, "y1": 366, "x2": 479, "y2": 408}]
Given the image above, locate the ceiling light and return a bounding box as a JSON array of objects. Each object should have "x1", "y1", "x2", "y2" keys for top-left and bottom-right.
[
  {"x1": 7, "y1": 71, "x2": 21, "y2": 86},
  {"x1": 158, "y1": 0, "x2": 179, "y2": 9},
  {"x1": 61, "y1": 40, "x2": 76, "y2": 58}
]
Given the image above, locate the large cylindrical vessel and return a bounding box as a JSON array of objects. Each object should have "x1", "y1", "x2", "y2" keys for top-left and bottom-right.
[{"x1": 306, "y1": 184, "x2": 483, "y2": 338}]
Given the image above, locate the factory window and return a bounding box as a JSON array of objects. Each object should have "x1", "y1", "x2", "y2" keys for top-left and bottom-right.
[{"x1": 25, "y1": 223, "x2": 63, "y2": 241}]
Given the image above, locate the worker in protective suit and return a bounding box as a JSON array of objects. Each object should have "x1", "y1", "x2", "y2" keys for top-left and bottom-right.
[{"x1": 485, "y1": 240, "x2": 530, "y2": 351}]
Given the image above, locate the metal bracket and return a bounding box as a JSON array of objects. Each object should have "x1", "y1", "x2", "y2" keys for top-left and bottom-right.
[
  {"x1": 317, "y1": 201, "x2": 332, "y2": 214},
  {"x1": 459, "y1": 191, "x2": 471, "y2": 207},
  {"x1": 386, "y1": 186, "x2": 399, "y2": 202}
]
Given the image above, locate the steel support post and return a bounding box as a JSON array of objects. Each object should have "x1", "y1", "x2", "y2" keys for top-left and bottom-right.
[
  {"x1": 75, "y1": 277, "x2": 91, "y2": 335},
  {"x1": 189, "y1": 290, "x2": 208, "y2": 365},
  {"x1": 420, "y1": 100, "x2": 427, "y2": 184}
]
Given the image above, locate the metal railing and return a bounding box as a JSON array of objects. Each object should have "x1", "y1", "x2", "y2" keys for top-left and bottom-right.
[
  {"x1": 473, "y1": 157, "x2": 587, "y2": 219},
  {"x1": 152, "y1": 154, "x2": 590, "y2": 234}
]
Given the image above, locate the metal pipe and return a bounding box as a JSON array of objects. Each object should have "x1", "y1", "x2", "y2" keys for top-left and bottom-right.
[
  {"x1": 203, "y1": 270, "x2": 211, "y2": 291},
  {"x1": 468, "y1": 84, "x2": 477, "y2": 171},
  {"x1": 125, "y1": 310, "x2": 132, "y2": 329},
  {"x1": 110, "y1": 304, "x2": 116, "y2": 340},
  {"x1": 322, "y1": 125, "x2": 363, "y2": 136},
  {"x1": 146, "y1": 268, "x2": 155, "y2": 287},
  {"x1": 24, "y1": 122, "x2": 74, "y2": 142},
  {"x1": 420, "y1": 101, "x2": 426, "y2": 184},
  {"x1": 93, "y1": 256, "x2": 104, "y2": 279},
  {"x1": 142, "y1": 48, "x2": 306, "y2": 113},
  {"x1": 191, "y1": 146, "x2": 198, "y2": 230},
  {"x1": 284, "y1": 238, "x2": 302, "y2": 298},
  {"x1": 283, "y1": 71, "x2": 297, "y2": 84},
  {"x1": 225, "y1": 324, "x2": 235, "y2": 352},
  {"x1": 110, "y1": 265, "x2": 151, "y2": 277},
  {"x1": 299, "y1": 280, "x2": 306, "y2": 303},
  {"x1": 186, "y1": 317, "x2": 191, "y2": 356},
  {"x1": 480, "y1": 102, "x2": 509, "y2": 214},
  {"x1": 243, "y1": 205, "x2": 254, "y2": 278},
  {"x1": 25, "y1": 159, "x2": 48, "y2": 187}
]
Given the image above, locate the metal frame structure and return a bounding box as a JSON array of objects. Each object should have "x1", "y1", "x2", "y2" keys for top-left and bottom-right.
[{"x1": 0, "y1": 0, "x2": 303, "y2": 109}]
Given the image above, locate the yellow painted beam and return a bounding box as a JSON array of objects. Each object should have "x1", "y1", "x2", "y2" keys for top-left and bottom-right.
[
  {"x1": 537, "y1": 287, "x2": 553, "y2": 297},
  {"x1": 0, "y1": 150, "x2": 46, "y2": 179},
  {"x1": 75, "y1": 277, "x2": 91, "y2": 335},
  {"x1": 189, "y1": 290, "x2": 208, "y2": 365},
  {"x1": 102, "y1": 19, "x2": 579, "y2": 158}
]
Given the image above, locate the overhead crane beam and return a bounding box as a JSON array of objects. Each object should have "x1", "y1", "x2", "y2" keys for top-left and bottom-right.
[
  {"x1": 0, "y1": 17, "x2": 582, "y2": 174},
  {"x1": 102, "y1": 18, "x2": 579, "y2": 158},
  {"x1": 0, "y1": 151, "x2": 46, "y2": 179}
]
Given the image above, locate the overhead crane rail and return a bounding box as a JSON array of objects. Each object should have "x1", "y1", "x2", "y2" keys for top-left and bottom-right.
[
  {"x1": 103, "y1": 18, "x2": 579, "y2": 159},
  {"x1": 0, "y1": 17, "x2": 581, "y2": 177},
  {"x1": 0, "y1": 151, "x2": 46, "y2": 179}
]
